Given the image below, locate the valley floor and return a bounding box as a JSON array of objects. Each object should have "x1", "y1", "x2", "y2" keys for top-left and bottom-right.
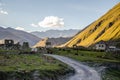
[
  {"x1": 0, "y1": 49, "x2": 120, "y2": 80},
  {"x1": 0, "y1": 53, "x2": 74, "y2": 80},
  {"x1": 48, "y1": 48, "x2": 120, "y2": 80}
]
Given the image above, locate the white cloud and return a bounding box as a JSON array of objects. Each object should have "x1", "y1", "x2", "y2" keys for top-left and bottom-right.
[
  {"x1": 0, "y1": 10, "x2": 8, "y2": 15},
  {"x1": 38, "y1": 16, "x2": 64, "y2": 28},
  {"x1": 31, "y1": 16, "x2": 64, "y2": 28},
  {"x1": 30, "y1": 23, "x2": 38, "y2": 27},
  {"x1": 15, "y1": 27, "x2": 25, "y2": 31}
]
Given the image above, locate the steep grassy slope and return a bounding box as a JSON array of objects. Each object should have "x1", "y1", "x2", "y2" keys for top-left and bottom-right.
[
  {"x1": 33, "y1": 38, "x2": 48, "y2": 48},
  {"x1": 62, "y1": 2, "x2": 120, "y2": 47}
]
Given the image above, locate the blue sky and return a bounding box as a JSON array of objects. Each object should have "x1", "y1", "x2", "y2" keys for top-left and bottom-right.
[{"x1": 0, "y1": 0, "x2": 119, "y2": 32}]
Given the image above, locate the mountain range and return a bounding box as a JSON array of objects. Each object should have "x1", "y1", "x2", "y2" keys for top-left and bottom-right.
[
  {"x1": 0, "y1": 27, "x2": 78, "y2": 47},
  {"x1": 33, "y1": 37, "x2": 71, "y2": 48},
  {"x1": 61, "y1": 2, "x2": 120, "y2": 47},
  {"x1": 31, "y1": 29, "x2": 79, "y2": 38},
  {"x1": 0, "y1": 27, "x2": 40, "y2": 46}
]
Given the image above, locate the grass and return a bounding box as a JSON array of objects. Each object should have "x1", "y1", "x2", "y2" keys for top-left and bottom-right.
[
  {"x1": 50, "y1": 48, "x2": 120, "y2": 80},
  {"x1": 102, "y1": 68, "x2": 120, "y2": 80},
  {"x1": 0, "y1": 48, "x2": 119, "y2": 80},
  {"x1": 51, "y1": 48, "x2": 120, "y2": 63},
  {"x1": 0, "y1": 54, "x2": 68, "y2": 72},
  {"x1": 0, "y1": 53, "x2": 74, "y2": 80}
]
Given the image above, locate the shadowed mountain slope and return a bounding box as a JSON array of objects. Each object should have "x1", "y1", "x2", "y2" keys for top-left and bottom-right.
[
  {"x1": 31, "y1": 29, "x2": 79, "y2": 38},
  {"x1": 0, "y1": 27, "x2": 40, "y2": 46},
  {"x1": 33, "y1": 37, "x2": 71, "y2": 48}
]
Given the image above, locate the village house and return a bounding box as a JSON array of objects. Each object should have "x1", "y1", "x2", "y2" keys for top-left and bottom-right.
[
  {"x1": 93, "y1": 40, "x2": 107, "y2": 51},
  {"x1": 34, "y1": 41, "x2": 52, "y2": 54},
  {"x1": 106, "y1": 46, "x2": 116, "y2": 52},
  {"x1": 45, "y1": 41, "x2": 52, "y2": 48},
  {"x1": 91, "y1": 40, "x2": 120, "y2": 53}
]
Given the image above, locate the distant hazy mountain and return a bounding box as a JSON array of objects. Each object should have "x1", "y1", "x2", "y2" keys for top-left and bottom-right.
[
  {"x1": 33, "y1": 37, "x2": 71, "y2": 48},
  {"x1": 61, "y1": 3, "x2": 120, "y2": 47},
  {"x1": 31, "y1": 29, "x2": 79, "y2": 38},
  {"x1": 0, "y1": 27, "x2": 40, "y2": 46}
]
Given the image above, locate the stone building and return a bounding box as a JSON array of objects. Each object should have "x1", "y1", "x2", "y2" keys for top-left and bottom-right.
[
  {"x1": 0, "y1": 39, "x2": 21, "y2": 50},
  {"x1": 91, "y1": 40, "x2": 107, "y2": 51}
]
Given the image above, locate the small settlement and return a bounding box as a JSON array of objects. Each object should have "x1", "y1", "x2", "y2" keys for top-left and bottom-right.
[
  {"x1": 32, "y1": 38, "x2": 52, "y2": 54},
  {"x1": 0, "y1": 39, "x2": 30, "y2": 54},
  {"x1": 91, "y1": 40, "x2": 120, "y2": 53},
  {"x1": 0, "y1": 39, "x2": 120, "y2": 54}
]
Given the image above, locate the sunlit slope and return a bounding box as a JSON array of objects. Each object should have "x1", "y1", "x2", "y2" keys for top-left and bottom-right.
[
  {"x1": 62, "y1": 2, "x2": 120, "y2": 47},
  {"x1": 33, "y1": 38, "x2": 48, "y2": 48}
]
